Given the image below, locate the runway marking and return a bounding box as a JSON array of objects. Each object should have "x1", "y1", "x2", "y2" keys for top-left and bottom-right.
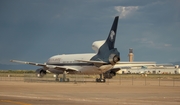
[{"x1": 0, "y1": 100, "x2": 32, "y2": 105}]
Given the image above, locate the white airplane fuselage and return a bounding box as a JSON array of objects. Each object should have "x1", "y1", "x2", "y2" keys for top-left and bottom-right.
[{"x1": 46, "y1": 53, "x2": 113, "y2": 75}]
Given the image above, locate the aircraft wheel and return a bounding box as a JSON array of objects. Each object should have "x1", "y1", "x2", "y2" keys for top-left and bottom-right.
[
  {"x1": 96, "y1": 78, "x2": 106, "y2": 82},
  {"x1": 103, "y1": 79, "x2": 106, "y2": 82},
  {"x1": 96, "y1": 78, "x2": 99, "y2": 82},
  {"x1": 60, "y1": 78, "x2": 64, "y2": 82}
]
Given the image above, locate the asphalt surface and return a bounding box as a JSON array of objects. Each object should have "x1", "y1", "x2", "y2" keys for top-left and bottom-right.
[{"x1": 0, "y1": 81, "x2": 180, "y2": 105}]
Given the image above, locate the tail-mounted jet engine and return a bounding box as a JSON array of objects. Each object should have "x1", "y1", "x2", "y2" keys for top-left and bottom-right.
[
  {"x1": 109, "y1": 54, "x2": 120, "y2": 65},
  {"x1": 36, "y1": 68, "x2": 46, "y2": 78}
]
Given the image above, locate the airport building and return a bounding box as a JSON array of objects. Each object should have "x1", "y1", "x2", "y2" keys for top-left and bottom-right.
[
  {"x1": 117, "y1": 49, "x2": 180, "y2": 74},
  {"x1": 117, "y1": 66, "x2": 180, "y2": 74}
]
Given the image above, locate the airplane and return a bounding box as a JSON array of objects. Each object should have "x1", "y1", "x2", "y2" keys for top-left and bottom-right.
[{"x1": 10, "y1": 16, "x2": 155, "y2": 82}]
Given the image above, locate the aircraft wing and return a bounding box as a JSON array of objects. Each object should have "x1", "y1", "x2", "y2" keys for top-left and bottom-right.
[
  {"x1": 113, "y1": 61, "x2": 156, "y2": 69},
  {"x1": 10, "y1": 60, "x2": 46, "y2": 66},
  {"x1": 10, "y1": 60, "x2": 78, "y2": 71}
]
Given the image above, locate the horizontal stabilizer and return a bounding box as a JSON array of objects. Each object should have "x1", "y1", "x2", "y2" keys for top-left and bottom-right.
[
  {"x1": 75, "y1": 60, "x2": 108, "y2": 64},
  {"x1": 117, "y1": 62, "x2": 156, "y2": 64},
  {"x1": 113, "y1": 61, "x2": 156, "y2": 69}
]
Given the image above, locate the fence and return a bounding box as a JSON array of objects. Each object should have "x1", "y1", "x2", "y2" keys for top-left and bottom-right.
[{"x1": 0, "y1": 73, "x2": 180, "y2": 86}]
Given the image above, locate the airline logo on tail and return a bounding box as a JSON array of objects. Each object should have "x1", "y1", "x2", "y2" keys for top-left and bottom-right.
[{"x1": 110, "y1": 30, "x2": 115, "y2": 41}]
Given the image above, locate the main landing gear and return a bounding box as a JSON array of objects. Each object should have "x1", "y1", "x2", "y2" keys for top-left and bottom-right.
[
  {"x1": 96, "y1": 74, "x2": 106, "y2": 82},
  {"x1": 54, "y1": 71, "x2": 70, "y2": 82},
  {"x1": 60, "y1": 71, "x2": 70, "y2": 82}
]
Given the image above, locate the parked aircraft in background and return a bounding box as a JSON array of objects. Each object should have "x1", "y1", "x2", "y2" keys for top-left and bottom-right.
[{"x1": 10, "y1": 16, "x2": 155, "y2": 82}]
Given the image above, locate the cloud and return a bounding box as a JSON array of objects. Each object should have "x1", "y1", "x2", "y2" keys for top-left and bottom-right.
[
  {"x1": 133, "y1": 38, "x2": 172, "y2": 49},
  {"x1": 164, "y1": 44, "x2": 171, "y2": 47},
  {"x1": 0, "y1": 0, "x2": 180, "y2": 64},
  {"x1": 114, "y1": 6, "x2": 139, "y2": 19},
  {"x1": 133, "y1": 38, "x2": 154, "y2": 46}
]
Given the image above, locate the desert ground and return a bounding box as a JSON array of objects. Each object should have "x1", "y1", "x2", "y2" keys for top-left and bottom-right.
[{"x1": 0, "y1": 76, "x2": 180, "y2": 105}]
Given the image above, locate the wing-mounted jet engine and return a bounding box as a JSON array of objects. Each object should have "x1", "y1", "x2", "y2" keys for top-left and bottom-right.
[
  {"x1": 103, "y1": 68, "x2": 120, "y2": 79},
  {"x1": 36, "y1": 68, "x2": 46, "y2": 78},
  {"x1": 103, "y1": 71, "x2": 116, "y2": 79}
]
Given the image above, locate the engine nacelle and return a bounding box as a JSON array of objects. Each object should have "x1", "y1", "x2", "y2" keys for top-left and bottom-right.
[
  {"x1": 103, "y1": 71, "x2": 116, "y2": 79},
  {"x1": 109, "y1": 54, "x2": 120, "y2": 65},
  {"x1": 36, "y1": 68, "x2": 46, "y2": 78}
]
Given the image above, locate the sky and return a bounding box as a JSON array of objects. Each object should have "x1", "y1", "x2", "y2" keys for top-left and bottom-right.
[{"x1": 0, "y1": 0, "x2": 180, "y2": 65}]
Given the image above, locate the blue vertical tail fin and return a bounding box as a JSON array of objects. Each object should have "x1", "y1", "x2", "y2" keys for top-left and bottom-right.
[
  {"x1": 91, "y1": 16, "x2": 120, "y2": 65},
  {"x1": 105, "y1": 16, "x2": 119, "y2": 50}
]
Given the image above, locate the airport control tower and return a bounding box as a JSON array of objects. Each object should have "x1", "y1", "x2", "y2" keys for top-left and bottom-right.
[{"x1": 128, "y1": 48, "x2": 134, "y2": 62}]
